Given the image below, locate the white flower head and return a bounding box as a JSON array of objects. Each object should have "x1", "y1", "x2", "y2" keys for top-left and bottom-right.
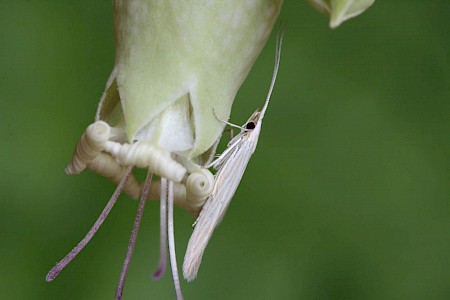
[{"x1": 46, "y1": 0, "x2": 283, "y2": 299}]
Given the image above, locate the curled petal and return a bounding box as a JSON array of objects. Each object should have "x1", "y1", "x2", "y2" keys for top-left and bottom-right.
[
  {"x1": 103, "y1": 141, "x2": 187, "y2": 182},
  {"x1": 66, "y1": 121, "x2": 111, "y2": 175},
  {"x1": 87, "y1": 153, "x2": 141, "y2": 199},
  {"x1": 185, "y1": 169, "x2": 215, "y2": 213}
]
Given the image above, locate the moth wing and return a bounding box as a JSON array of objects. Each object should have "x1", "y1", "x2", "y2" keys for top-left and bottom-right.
[
  {"x1": 183, "y1": 137, "x2": 254, "y2": 281},
  {"x1": 207, "y1": 132, "x2": 245, "y2": 170}
]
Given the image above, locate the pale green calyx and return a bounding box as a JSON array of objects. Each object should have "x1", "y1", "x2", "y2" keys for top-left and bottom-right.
[
  {"x1": 308, "y1": 0, "x2": 375, "y2": 28},
  {"x1": 51, "y1": 2, "x2": 285, "y2": 297},
  {"x1": 96, "y1": 0, "x2": 283, "y2": 161}
]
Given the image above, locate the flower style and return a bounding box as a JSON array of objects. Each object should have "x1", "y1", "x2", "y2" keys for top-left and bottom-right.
[{"x1": 46, "y1": 1, "x2": 283, "y2": 299}]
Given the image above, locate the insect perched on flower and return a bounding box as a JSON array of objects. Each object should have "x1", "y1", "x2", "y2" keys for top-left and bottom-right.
[
  {"x1": 184, "y1": 22, "x2": 287, "y2": 281},
  {"x1": 45, "y1": 1, "x2": 283, "y2": 299}
]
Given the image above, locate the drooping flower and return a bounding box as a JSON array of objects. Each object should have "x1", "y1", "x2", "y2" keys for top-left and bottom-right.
[
  {"x1": 46, "y1": 1, "x2": 283, "y2": 299},
  {"x1": 46, "y1": 0, "x2": 376, "y2": 297}
]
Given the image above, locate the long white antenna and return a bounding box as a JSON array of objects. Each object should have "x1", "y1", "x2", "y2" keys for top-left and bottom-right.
[{"x1": 259, "y1": 21, "x2": 287, "y2": 120}]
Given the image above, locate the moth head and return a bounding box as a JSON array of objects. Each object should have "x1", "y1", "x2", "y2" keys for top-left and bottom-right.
[{"x1": 244, "y1": 111, "x2": 261, "y2": 130}]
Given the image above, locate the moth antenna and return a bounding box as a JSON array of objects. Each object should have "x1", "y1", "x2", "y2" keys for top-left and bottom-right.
[
  {"x1": 152, "y1": 178, "x2": 168, "y2": 280},
  {"x1": 88, "y1": 153, "x2": 141, "y2": 199},
  {"x1": 66, "y1": 121, "x2": 111, "y2": 175},
  {"x1": 259, "y1": 20, "x2": 287, "y2": 120},
  {"x1": 103, "y1": 141, "x2": 187, "y2": 182},
  {"x1": 46, "y1": 166, "x2": 133, "y2": 282},
  {"x1": 168, "y1": 180, "x2": 184, "y2": 300},
  {"x1": 116, "y1": 170, "x2": 153, "y2": 300}
]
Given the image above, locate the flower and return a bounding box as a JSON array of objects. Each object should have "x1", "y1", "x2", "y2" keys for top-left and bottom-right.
[
  {"x1": 46, "y1": 0, "x2": 374, "y2": 298},
  {"x1": 46, "y1": 0, "x2": 283, "y2": 299},
  {"x1": 308, "y1": 0, "x2": 375, "y2": 28}
]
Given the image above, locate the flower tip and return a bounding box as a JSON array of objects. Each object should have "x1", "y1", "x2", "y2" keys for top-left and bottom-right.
[
  {"x1": 329, "y1": 17, "x2": 344, "y2": 29},
  {"x1": 45, "y1": 269, "x2": 57, "y2": 282},
  {"x1": 151, "y1": 267, "x2": 165, "y2": 281},
  {"x1": 182, "y1": 262, "x2": 198, "y2": 282},
  {"x1": 309, "y1": 0, "x2": 375, "y2": 29},
  {"x1": 152, "y1": 258, "x2": 167, "y2": 281}
]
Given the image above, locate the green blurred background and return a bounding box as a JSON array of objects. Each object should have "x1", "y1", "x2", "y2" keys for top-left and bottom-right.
[{"x1": 1, "y1": 1, "x2": 449, "y2": 299}]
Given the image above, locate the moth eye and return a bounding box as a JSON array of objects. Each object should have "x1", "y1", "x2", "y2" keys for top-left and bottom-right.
[{"x1": 245, "y1": 122, "x2": 256, "y2": 130}]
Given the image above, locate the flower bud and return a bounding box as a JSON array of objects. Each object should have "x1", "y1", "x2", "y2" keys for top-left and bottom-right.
[{"x1": 308, "y1": 0, "x2": 375, "y2": 28}]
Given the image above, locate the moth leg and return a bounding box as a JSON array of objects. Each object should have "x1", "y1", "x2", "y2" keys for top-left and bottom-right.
[
  {"x1": 212, "y1": 108, "x2": 243, "y2": 130},
  {"x1": 222, "y1": 128, "x2": 234, "y2": 141}
]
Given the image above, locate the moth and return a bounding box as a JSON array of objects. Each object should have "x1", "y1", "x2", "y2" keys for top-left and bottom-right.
[{"x1": 183, "y1": 22, "x2": 287, "y2": 281}]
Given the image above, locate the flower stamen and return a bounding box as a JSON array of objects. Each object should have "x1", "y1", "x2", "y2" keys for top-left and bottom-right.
[
  {"x1": 46, "y1": 166, "x2": 133, "y2": 282},
  {"x1": 152, "y1": 178, "x2": 168, "y2": 280},
  {"x1": 167, "y1": 180, "x2": 184, "y2": 300},
  {"x1": 115, "y1": 169, "x2": 153, "y2": 300}
]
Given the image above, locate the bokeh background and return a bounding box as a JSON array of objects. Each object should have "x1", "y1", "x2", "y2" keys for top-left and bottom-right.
[{"x1": 1, "y1": 1, "x2": 449, "y2": 299}]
